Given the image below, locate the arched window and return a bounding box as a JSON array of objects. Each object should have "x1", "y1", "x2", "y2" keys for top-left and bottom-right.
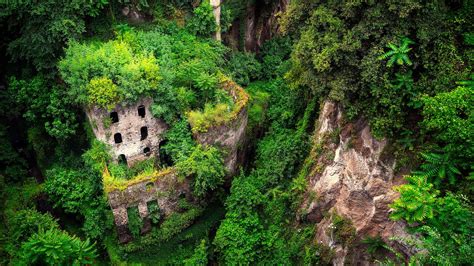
[
  {"x1": 140, "y1": 126, "x2": 148, "y2": 140},
  {"x1": 114, "y1": 133, "x2": 122, "y2": 143},
  {"x1": 143, "y1": 147, "x2": 151, "y2": 156},
  {"x1": 138, "y1": 105, "x2": 146, "y2": 118},
  {"x1": 118, "y1": 154, "x2": 127, "y2": 165},
  {"x1": 110, "y1": 111, "x2": 119, "y2": 123}
]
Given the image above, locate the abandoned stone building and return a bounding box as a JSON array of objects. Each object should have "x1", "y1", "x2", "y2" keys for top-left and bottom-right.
[{"x1": 85, "y1": 80, "x2": 249, "y2": 243}]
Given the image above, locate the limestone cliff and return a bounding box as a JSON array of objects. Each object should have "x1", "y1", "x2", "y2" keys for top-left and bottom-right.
[{"x1": 301, "y1": 101, "x2": 415, "y2": 264}]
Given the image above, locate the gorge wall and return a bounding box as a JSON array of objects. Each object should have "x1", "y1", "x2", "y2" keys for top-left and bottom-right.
[{"x1": 301, "y1": 101, "x2": 415, "y2": 264}]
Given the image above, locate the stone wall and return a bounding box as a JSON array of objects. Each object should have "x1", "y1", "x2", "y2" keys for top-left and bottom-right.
[
  {"x1": 193, "y1": 79, "x2": 249, "y2": 176},
  {"x1": 85, "y1": 98, "x2": 167, "y2": 167},
  {"x1": 194, "y1": 107, "x2": 248, "y2": 176},
  {"x1": 107, "y1": 170, "x2": 191, "y2": 243}
]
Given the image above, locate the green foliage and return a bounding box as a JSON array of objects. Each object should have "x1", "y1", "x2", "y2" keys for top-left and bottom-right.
[
  {"x1": 330, "y1": 212, "x2": 356, "y2": 247},
  {"x1": 390, "y1": 175, "x2": 438, "y2": 223},
  {"x1": 45, "y1": 168, "x2": 94, "y2": 213},
  {"x1": 8, "y1": 76, "x2": 78, "y2": 139},
  {"x1": 82, "y1": 139, "x2": 111, "y2": 173},
  {"x1": 183, "y1": 239, "x2": 208, "y2": 266},
  {"x1": 128, "y1": 206, "x2": 144, "y2": 238},
  {"x1": 411, "y1": 225, "x2": 474, "y2": 265},
  {"x1": 59, "y1": 40, "x2": 161, "y2": 107},
  {"x1": 260, "y1": 37, "x2": 292, "y2": 80},
  {"x1": 282, "y1": 1, "x2": 472, "y2": 137},
  {"x1": 187, "y1": 103, "x2": 234, "y2": 133},
  {"x1": 413, "y1": 152, "x2": 461, "y2": 186},
  {"x1": 4, "y1": 209, "x2": 60, "y2": 258},
  {"x1": 0, "y1": 0, "x2": 108, "y2": 71},
  {"x1": 161, "y1": 119, "x2": 196, "y2": 163},
  {"x1": 422, "y1": 86, "x2": 474, "y2": 161},
  {"x1": 187, "y1": 0, "x2": 217, "y2": 37},
  {"x1": 44, "y1": 166, "x2": 110, "y2": 239},
  {"x1": 176, "y1": 144, "x2": 225, "y2": 197},
  {"x1": 227, "y1": 52, "x2": 262, "y2": 86},
  {"x1": 362, "y1": 236, "x2": 388, "y2": 255},
  {"x1": 147, "y1": 201, "x2": 162, "y2": 225},
  {"x1": 18, "y1": 228, "x2": 97, "y2": 265},
  {"x1": 86, "y1": 77, "x2": 122, "y2": 110},
  {"x1": 214, "y1": 77, "x2": 311, "y2": 264},
  {"x1": 378, "y1": 37, "x2": 414, "y2": 67}
]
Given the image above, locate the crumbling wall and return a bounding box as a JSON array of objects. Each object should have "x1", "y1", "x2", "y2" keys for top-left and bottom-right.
[
  {"x1": 194, "y1": 108, "x2": 248, "y2": 176},
  {"x1": 107, "y1": 170, "x2": 191, "y2": 243},
  {"x1": 86, "y1": 98, "x2": 167, "y2": 167},
  {"x1": 193, "y1": 80, "x2": 249, "y2": 176}
]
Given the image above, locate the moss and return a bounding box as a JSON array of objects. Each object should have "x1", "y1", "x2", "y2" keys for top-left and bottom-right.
[
  {"x1": 330, "y1": 212, "x2": 356, "y2": 247},
  {"x1": 187, "y1": 74, "x2": 249, "y2": 133},
  {"x1": 315, "y1": 243, "x2": 335, "y2": 265},
  {"x1": 103, "y1": 167, "x2": 176, "y2": 193}
]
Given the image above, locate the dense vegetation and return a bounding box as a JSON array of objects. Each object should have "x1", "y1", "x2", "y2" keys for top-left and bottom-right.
[{"x1": 0, "y1": 0, "x2": 472, "y2": 265}]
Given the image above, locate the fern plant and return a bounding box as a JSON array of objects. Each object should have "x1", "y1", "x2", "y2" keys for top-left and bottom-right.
[
  {"x1": 378, "y1": 37, "x2": 414, "y2": 67},
  {"x1": 390, "y1": 175, "x2": 438, "y2": 223},
  {"x1": 413, "y1": 152, "x2": 461, "y2": 186}
]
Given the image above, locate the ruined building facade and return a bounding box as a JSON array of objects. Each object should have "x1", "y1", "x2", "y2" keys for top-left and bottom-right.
[
  {"x1": 85, "y1": 81, "x2": 249, "y2": 243},
  {"x1": 86, "y1": 98, "x2": 167, "y2": 167}
]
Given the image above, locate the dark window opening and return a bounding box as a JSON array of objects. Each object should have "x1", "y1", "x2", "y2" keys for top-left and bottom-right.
[
  {"x1": 140, "y1": 126, "x2": 148, "y2": 140},
  {"x1": 143, "y1": 147, "x2": 151, "y2": 156},
  {"x1": 118, "y1": 154, "x2": 127, "y2": 165},
  {"x1": 158, "y1": 140, "x2": 173, "y2": 167},
  {"x1": 114, "y1": 133, "x2": 122, "y2": 143},
  {"x1": 138, "y1": 105, "x2": 146, "y2": 118},
  {"x1": 110, "y1": 112, "x2": 119, "y2": 123}
]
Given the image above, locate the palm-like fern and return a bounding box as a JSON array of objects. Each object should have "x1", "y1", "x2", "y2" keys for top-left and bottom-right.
[
  {"x1": 379, "y1": 37, "x2": 415, "y2": 67},
  {"x1": 413, "y1": 152, "x2": 461, "y2": 186},
  {"x1": 390, "y1": 175, "x2": 438, "y2": 223}
]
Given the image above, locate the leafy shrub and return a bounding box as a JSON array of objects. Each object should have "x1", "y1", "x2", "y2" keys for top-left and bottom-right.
[
  {"x1": 176, "y1": 144, "x2": 225, "y2": 197},
  {"x1": 86, "y1": 77, "x2": 122, "y2": 110},
  {"x1": 413, "y1": 152, "x2": 461, "y2": 186},
  {"x1": 128, "y1": 207, "x2": 144, "y2": 239},
  {"x1": 422, "y1": 86, "x2": 474, "y2": 161},
  {"x1": 59, "y1": 40, "x2": 162, "y2": 107},
  {"x1": 227, "y1": 52, "x2": 262, "y2": 86},
  {"x1": 5, "y1": 209, "x2": 60, "y2": 257},
  {"x1": 8, "y1": 76, "x2": 78, "y2": 139},
  {"x1": 183, "y1": 239, "x2": 208, "y2": 266},
  {"x1": 18, "y1": 228, "x2": 97, "y2": 265},
  {"x1": 160, "y1": 119, "x2": 195, "y2": 163},
  {"x1": 390, "y1": 175, "x2": 438, "y2": 223},
  {"x1": 187, "y1": 0, "x2": 216, "y2": 37},
  {"x1": 187, "y1": 103, "x2": 233, "y2": 133}
]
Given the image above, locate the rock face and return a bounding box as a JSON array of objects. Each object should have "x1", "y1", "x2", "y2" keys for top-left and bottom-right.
[
  {"x1": 223, "y1": 0, "x2": 288, "y2": 51},
  {"x1": 302, "y1": 101, "x2": 412, "y2": 264}
]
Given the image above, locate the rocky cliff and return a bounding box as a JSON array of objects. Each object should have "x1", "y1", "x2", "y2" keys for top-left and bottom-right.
[{"x1": 301, "y1": 101, "x2": 415, "y2": 264}]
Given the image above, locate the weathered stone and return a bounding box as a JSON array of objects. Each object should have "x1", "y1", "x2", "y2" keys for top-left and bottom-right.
[
  {"x1": 85, "y1": 98, "x2": 167, "y2": 167},
  {"x1": 107, "y1": 171, "x2": 191, "y2": 243},
  {"x1": 302, "y1": 101, "x2": 412, "y2": 265}
]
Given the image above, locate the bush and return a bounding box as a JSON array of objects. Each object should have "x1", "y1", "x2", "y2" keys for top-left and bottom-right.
[
  {"x1": 18, "y1": 228, "x2": 97, "y2": 265},
  {"x1": 176, "y1": 144, "x2": 225, "y2": 197},
  {"x1": 187, "y1": 0, "x2": 217, "y2": 37},
  {"x1": 227, "y1": 52, "x2": 262, "y2": 86}
]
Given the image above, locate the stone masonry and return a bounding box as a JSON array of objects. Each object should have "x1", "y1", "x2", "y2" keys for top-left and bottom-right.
[{"x1": 86, "y1": 98, "x2": 167, "y2": 167}]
